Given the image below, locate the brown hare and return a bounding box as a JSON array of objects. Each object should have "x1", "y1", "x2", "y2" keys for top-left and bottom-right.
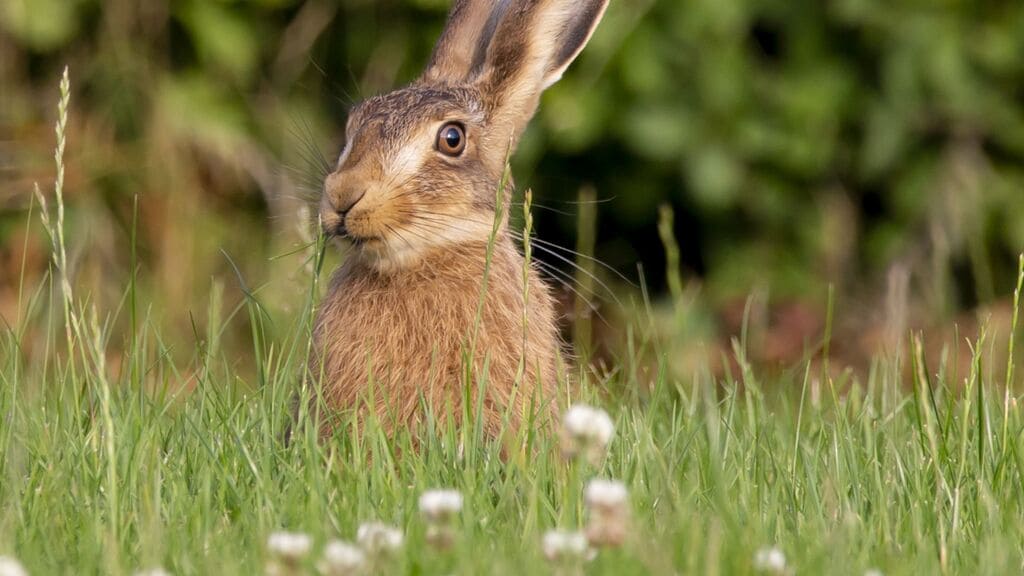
[{"x1": 311, "y1": 0, "x2": 609, "y2": 440}]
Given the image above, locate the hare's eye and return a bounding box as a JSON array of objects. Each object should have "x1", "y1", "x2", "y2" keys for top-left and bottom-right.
[{"x1": 436, "y1": 123, "x2": 466, "y2": 157}]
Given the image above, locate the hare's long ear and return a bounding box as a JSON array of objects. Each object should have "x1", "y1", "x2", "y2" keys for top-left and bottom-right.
[
  {"x1": 475, "y1": 0, "x2": 608, "y2": 144},
  {"x1": 422, "y1": 0, "x2": 509, "y2": 83}
]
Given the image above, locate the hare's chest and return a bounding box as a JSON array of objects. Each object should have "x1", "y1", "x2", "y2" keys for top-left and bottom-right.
[{"x1": 316, "y1": 271, "x2": 483, "y2": 369}]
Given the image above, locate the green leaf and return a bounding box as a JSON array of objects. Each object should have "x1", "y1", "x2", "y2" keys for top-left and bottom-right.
[
  {"x1": 860, "y1": 101, "x2": 909, "y2": 180},
  {"x1": 0, "y1": 0, "x2": 80, "y2": 51},
  {"x1": 177, "y1": 0, "x2": 261, "y2": 84},
  {"x1": 685, "y1": 145, "x2": 743, "y2": 211},
  {"x1": 620, "y1": 104, "x2": 694, "y2": 161},
  {"x1": 158, "y1": 74, "x2": 251, "y2": 152}
]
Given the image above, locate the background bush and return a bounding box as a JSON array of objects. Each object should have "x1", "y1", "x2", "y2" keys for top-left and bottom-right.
[{"x1": 1, "y1": 0, "x2": 1022, "y2": 363}]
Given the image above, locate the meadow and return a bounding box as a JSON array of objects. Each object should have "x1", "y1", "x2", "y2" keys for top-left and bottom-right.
[{"x1": 3, "y1": 70, "x2": 1024, "y2": 576}]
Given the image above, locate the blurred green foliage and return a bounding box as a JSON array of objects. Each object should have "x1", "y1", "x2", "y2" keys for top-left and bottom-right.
[{"x1": 1, "y1": 0, "x2": 1022, "y2": 337}]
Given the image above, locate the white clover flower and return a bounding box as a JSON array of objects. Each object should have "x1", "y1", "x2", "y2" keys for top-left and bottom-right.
[
  {"x1": 541, "y1": 530, "x2": 593, "y2": 563},
  {"x1": 584, "y1": 479, "x2": 628, "y2": 512},
  {"x1": 317, "y1": 540, "x2": 366, "y2": 576},
  {"x1": 418, "y1": 489, "x2": 464, "y2": 523},
  {"x1": 419, "y1": 489, "x2": 464, "y2": 549},
  {"x1": 753, "y1": 546, "x2": 787, "y2": 574},
  {"x1": 0, "y1": 557, "x2": 27, "y2": 576},
  {"x1": 563, "y1": 405, "x2": 614, "y2": 446},
  {"x1": 864, "y1": 570, "x2": 883, "y2": 576},
  {"x1": 583, "y1": 478, "x2": 630, "y2": 547},
  {"x1": 560, "y1": 404, "x2": 614, "y2": 465},
  {"x1": 356, "y1": 522, "x2": 404, "y2": 557},
  {"x1": 267, "y1": 531, "x2": 313, "y2": 561}
]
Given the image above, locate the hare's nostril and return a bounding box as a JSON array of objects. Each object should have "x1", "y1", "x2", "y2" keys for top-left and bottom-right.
[{"x1": 333, "y1": 189, "x2": 367, "y2": 217}]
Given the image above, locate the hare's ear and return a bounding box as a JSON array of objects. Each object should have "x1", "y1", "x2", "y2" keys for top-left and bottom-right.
[
  {"x1": 422, "y1": 0, "x2": 509, "y2": 83},
  {"x1": 475, "y1": 0, "x2": 608, "y2": 143}
]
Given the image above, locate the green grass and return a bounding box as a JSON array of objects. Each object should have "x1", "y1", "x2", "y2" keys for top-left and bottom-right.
[
  {"x1": 4, "y1": 72, "x2": 1024, "y2": 576},
  {"x1": 4, "y1": 272, "x2": 1024, "y2": 576}
]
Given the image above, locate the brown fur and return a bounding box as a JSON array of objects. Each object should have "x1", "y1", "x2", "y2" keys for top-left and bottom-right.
[
  {"x1": 312, "y1": 236, "x2": 561, "y2": 437},
  {"x1": 310, "y1": 0, "x2": 608, "y2": 440}
]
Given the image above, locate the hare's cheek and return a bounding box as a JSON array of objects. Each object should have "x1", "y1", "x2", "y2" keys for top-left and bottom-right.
[
  {"x1": 379, "y1": 194, "x2": 418, "y2": 228},
  {"x1": 342, "y1": 211, "x2": 373, "y2": 238},
  {"x1": 347, "y1": 200, "x2": 397, "y2": 239}
]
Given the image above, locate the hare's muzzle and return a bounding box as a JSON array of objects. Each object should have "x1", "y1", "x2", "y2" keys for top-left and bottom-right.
[{"x1": 322, "y1": 170, "x2": 368, "y2": 237}]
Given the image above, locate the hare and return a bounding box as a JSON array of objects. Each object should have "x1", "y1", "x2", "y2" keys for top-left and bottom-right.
[{"x1": 310, "y1": 0, "x2": 609, "y2": 440}]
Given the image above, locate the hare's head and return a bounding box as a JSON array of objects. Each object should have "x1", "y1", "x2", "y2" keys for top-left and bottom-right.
[{"x1": 321, "y1": 0, "x2": 608, "y2": 271}]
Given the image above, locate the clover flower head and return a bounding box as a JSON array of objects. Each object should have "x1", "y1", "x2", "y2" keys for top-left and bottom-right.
[
  {"x1": 753, "y1": 546, "x2": 787, "y2": 574},
  {"x1": 267, "y1": 531, "x2": 313, "y2": 561},
  {"x1": 0, "y1": 557, "x2": 27, "y2": 576},
  {"x1": 560, "y1": 404, "x2": 614, "y2": 464},
  {"x1": 418, "y1": 489, "x2": 464, "y2": 549},
  {"x1": 584, "y1": 479, "x2": 628, "y2": 512},
  {"x1": 541, "y1": 530, "x2": 594, "y2": 563},
  {"x1": 418, "y1": 489, "x2": 464, "y2": 523},
  {"x1": 356, "y1": 522, "x2": 403, "y2": 557},
  {"x1": 583, "y1": 478, "x2": 630, "y2": 547},
  {"x1": 317, "y1": 540, "x2": 366, "y2": 576}
]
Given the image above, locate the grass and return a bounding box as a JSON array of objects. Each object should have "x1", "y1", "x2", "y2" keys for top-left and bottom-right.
[{"x1": 4, "y1": 73, "x2": 1024, "y2": 576}]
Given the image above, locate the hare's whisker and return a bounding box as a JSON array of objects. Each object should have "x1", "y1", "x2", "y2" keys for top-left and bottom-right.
[
  {"x1": 401, "y1": 217, "x2": 612, "y2": 300},
  {"x1": 507, "y1": 231, "x2": 635, "y2": 288}
]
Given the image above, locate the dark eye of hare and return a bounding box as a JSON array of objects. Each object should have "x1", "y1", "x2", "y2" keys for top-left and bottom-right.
[{"x1": 436, "y1": 123, "x2": 466, "y2": 156}]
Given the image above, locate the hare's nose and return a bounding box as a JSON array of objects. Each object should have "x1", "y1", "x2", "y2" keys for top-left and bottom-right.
[
  {"x1": 325, "y1": 171, "x2": 367, "y2": 216},
  {"x1": 334, "y1": 189, "x2": 365, "y2": 217}
]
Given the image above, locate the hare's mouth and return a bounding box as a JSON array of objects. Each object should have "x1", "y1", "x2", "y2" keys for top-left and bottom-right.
[
  {"x1": 347, "y1": 236, "x2": 371, "y2": 247},
  {"x1": 345, "y1": 234, "x2": 383, "y2": 249},
  {"x1": 327, "y1": 221, "x2": 377, "y2": 247}
]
